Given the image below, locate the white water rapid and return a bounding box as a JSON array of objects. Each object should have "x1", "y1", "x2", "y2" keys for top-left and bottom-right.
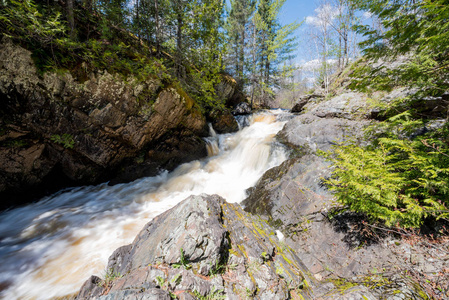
[{"x1": 0, "y1": 110, "x2": 290, "y2": 299}]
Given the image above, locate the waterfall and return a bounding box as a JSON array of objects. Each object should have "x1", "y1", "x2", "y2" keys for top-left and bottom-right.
[{"x1": 0, "y1": 110, "x2": 290, "y2": 300}]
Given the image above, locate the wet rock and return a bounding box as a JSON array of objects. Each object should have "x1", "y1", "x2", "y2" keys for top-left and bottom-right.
[
  {"x1": 77, "y1": 276, "x2": 103, "y2": 299},
  {"x1": 77, "y1": 194, "x2": 318, "y2": 299},
  {"x1": 207, "y1": 109, "x2": 239, "y2": 134},
  {"x1": 243, "y1": 110, "x2": 367, "y2": 233},
  {"x1": 291, "y1": 99, "x2": 309, "y2": 113},
  {"x1": 232, "y1": 102, "x2": 252, "y2": 115}
]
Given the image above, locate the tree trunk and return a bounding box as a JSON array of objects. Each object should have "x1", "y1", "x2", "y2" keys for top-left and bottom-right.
[
  {"x1": 135, "y1": 0, "x2": 140, "y2": 38},
  {"x1": 155, "y1": 0, "x2": 160, "y2": 56},
  {"x1": 67, "y1": 0, "x2": 75, "y2": 39},
  {"x1": 239, "y1": 30, "x2": 245, "y2": 82},
  {"x1": 235, "y1": 37, "x2": 240, "y2": 79},
  {"x1": 176, "y1": 1, "x2": 183, "y2": 78}
]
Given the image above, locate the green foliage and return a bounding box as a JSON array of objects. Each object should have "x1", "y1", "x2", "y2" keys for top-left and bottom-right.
[
  {"x1": 99, "y1": 268, "x2": 122, "y2": 288},
  {"x1": 0, "y1": 0, "x2": 229, "y2": 113},
  {"x1": 0, "y1": 0, "x2": 66, "y2": 46},
  {"x1": 208, "y1": 258, "x2": 225, "y2": 276},
  {"x1": 326, "y1": 0, "x2": 449, "y2": 228},
  {"x1": 51, "y1": 134, "x2": 75, "y2": 149},
  {"x1": 184, "y1": 68, "x2": 225, "y2": 113},
  {"x1": 225, "y1": 0, "x2": 300, "y2": 105},
  {"x1": 155, "y1": 275, "x2": 178, "y2": 299},
  {"x1": 192, "y1": 287, "x2": 226, "y2": 300},
  {"x1": 323, "y1": 113, "x2": 449, "y2": 228},
  {"x1": 4, "y1": 139, "x2": 28, "y2": 148},
  {"x1": 172, "y1": 248, "x2": 192, "y2": 270},
  {"x1": 348, "y1": 0, "x2": 449, "y2": 95}
]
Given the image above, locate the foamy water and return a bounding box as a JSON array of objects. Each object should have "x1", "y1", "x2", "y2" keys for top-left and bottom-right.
[{"x1": 0, "y1": 110, "x2": 290, "y2": 299}]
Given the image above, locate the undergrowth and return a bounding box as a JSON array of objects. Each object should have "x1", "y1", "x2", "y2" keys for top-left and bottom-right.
[
  {"x1": 0, "y1": 0, "x2": 225, "y2": 113},
  {"x1": 322, "y1": 110, "x2": 449, "y2": 228}
]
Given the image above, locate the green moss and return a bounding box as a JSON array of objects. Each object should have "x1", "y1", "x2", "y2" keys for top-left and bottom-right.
[
  {"x1": 4, "y1": 139, "x2": 29, "y2": 148},
  {"x1": 329, "y1": 278, "x2": 359, "y2": 295},
  {"x1": 280, "y1": 253, "x2": 293, "y2": 265},
  {"x1": 237, "y1": 244, "x2": 247, "y2": 258},
  {"x1": 172, "y1": 82, "x2": 195, "y2": 110}
]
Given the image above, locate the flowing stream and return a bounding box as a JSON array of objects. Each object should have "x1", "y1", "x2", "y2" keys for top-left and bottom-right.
[{"x1": 0, "y1": 110, "x2": 291, "y2": 299}]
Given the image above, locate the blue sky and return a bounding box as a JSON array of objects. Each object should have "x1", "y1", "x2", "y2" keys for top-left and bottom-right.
[
  {"x1": 279, "y1": 0, "x2": 316, "y2": 26},
  {"x1": 278, "y1": 0, "x2": 318, "y2": 63}
]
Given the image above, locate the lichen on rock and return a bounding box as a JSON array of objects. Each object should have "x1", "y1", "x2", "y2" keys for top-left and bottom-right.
[{"x1": 76, "y1": 194, "x2": 318, "y2": 300}]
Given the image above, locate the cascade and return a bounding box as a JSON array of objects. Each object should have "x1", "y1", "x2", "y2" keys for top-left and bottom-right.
[{"x1": 0, "y1": 110, "x2": 290, "y2": 299}]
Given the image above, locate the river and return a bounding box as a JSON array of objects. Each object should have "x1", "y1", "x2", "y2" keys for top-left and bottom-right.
[{"x1": 0, "y1": 110, "x2": 290, "y2": 299}]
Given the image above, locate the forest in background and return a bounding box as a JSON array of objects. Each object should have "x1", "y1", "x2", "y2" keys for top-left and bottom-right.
[{"x1": 0, "y1": 0, "x2": 302, "y2": 110}]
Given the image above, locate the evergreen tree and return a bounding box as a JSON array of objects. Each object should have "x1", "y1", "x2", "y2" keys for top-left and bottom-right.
[
  {"x1": 226, "y1": 0, "x2": 256, "y2": 84},
  {"x1": 251, "y1": 0, "x2": 299, "y2": 105},
  {"x1": 349, "y1": 0, "x2": 449, "y2": 94},
  {"x1": 325, "y1": 0, "x2": 449, "y2": 228}
]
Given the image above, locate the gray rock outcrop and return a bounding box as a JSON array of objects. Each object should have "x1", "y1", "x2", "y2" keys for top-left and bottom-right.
[
  {"x1": 245, "y1": 81, "x2": 448, "y2": 298},
  {"x1": 76, "y1": 194, "x2": 320, "y2": 300},
  {"x1": 207, "y1": 109, "x2": 239, "y2": 134},
  {"x1": 77, "y1": 194, "x2": 392, "y2": 299},
  {"x1": 291, "y1": 94, "x2": 323, "y2": 113}
]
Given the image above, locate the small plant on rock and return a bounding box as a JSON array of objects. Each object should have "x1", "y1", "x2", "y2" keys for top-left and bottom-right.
[
  {"x1": 50, "y1": 134, "x2": 75, "y2": 149},
  {"x1": 172, "y1": 248, "x2": 192, "y2": 270},
  {"x1": 155, "y1": 276, "x2": 178, "y2": 299},
  {"x1": 99, "y1": 268, "x2": 122, "y2": 289},
  {"x1": 192, "y1": 286, "x2": 225, "y2": 300}
]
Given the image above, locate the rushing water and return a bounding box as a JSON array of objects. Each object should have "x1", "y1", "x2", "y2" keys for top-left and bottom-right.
[{"x1": 0, "y1": 110, "x2": 290, "y2": 299}]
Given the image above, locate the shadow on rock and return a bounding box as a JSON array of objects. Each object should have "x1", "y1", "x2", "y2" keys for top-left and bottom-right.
[{"x1": 328, "y1": 210, "x2": 388, "y2": 249}]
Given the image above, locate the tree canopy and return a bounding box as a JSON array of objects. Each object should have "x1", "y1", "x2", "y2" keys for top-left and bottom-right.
[{"x1": 0, "y1": 0, "x2": 300, "y2": 109}]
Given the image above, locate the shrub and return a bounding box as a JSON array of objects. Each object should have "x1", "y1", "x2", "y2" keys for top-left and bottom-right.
[
  {"x1": 51, "y1": 134, "x2": 75, "y2": 149},
  {"x1": 323, "y1": 113, "x2": 449, "y2": 228}
]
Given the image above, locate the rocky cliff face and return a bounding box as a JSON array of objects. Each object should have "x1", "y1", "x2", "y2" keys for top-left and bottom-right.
[{"x1": 0, "y1": 38, "x2": 238, "y2": 208}]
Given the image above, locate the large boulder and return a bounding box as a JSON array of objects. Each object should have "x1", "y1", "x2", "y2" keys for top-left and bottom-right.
[
  {"x1": 0, "y1": 37, "x2": 210, "y2": 208},
  {"x1": 76, "y1": 194, "x2": 320, "y2": 300},
  {"x1": 207, "y1": 109, "x2": 239, "y2": 134},
  {"x1": 76, "y1": 194, "x2": 390, "y2": 299},
  {"x1": 277, "y1": 113, "x2": 369, "y2": 152},
  {"x1": 215, "y1": 74, "x2": 246, "y2": 108},
  {"x1": 232, "y1": 102, "x2": 252, "y2": 115},
  {"x1": 243, "y1": 111, "x2": 365, "y2": 233},
  {"x1": 291, "y1": 94, "x2": 323, "y2": 113}
]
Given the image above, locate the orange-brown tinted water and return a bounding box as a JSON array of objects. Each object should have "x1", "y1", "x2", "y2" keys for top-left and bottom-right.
[{"x1": 0, "y1": 110, "x2": 290, "y2": 299}]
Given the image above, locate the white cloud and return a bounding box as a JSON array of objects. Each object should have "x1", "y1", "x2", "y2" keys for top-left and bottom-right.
[
  {"x1": 305, "y1": 16, "x2": 317, "y2": 25},
  {"x1": 302, "y1": 59, "x2": 321, "y2": 71},
  {"x1": 363, "y1": 11, "x2": 373, "y2": 19},
  {"x1": 305, "y1": 3, "x2": 338, "y2": 28},
  {"x1": 301, "y1": 58, "x2": 338, "y2": 72}
]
